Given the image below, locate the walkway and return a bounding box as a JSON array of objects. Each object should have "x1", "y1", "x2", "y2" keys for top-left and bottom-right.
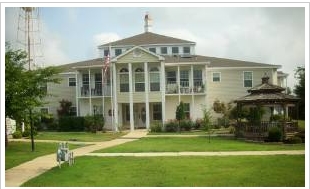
[
  {"x1": 5, "y1": 130, "x2": 148, "y2": 187},
  {"x1": 86, "y1": 150, "x2": 305, "y2": 157}
]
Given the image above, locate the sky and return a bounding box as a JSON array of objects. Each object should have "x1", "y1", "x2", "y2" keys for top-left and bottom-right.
[{"x1": 4, "y1": 4, "x2": 307, "y2": 91}]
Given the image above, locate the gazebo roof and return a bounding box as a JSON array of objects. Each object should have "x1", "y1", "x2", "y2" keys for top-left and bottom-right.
[{"x1": 235, "y1": 74, "x2": 300, "y2": 104}]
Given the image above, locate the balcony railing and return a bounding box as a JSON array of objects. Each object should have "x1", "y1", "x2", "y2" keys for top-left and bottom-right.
[
  {"x1": 166, "y1": 81, "x2": 205, "y2": 94},
  {"x1": 80, "y1": 84, "x2": 111, "y2": 97}
]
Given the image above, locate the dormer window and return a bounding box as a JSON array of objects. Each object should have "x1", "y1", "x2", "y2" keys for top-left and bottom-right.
[
  {"x1": 160, "y1": 47, "x2": 167, "y2": 54},
  {"x1": 172, "y1": 47, "x2": 179, "y2": 54},
  {"x1": 115, "y1": 49, "x2": 122, "y2": 56},
  {"x1": 183, "y1": 47, "x2": 190, "y2": 54},
  {"x1": 104, "y1": 49, "x2": 109, "y2": 56},
  {"x1": 149, "y1": 47, "x2": 156, "y2": 53}
]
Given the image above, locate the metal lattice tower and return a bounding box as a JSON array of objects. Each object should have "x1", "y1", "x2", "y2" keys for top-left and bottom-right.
[{"x1": 17, "y1": 7, "x2": 43, "y2": 70}]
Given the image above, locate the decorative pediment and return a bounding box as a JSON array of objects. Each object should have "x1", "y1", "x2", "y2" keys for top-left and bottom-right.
[{"x1": 112, "y1": 46, "x2": 164, "y2": 64}]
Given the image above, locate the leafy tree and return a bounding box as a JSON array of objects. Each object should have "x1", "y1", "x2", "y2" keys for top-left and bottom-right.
[
  {"x1": 202, "y1": 106, "x2": 213, "y2": 143},
  {"x1": 57, "y1": 99, "x2": 73, "y2": 117},
  {"x1": 293, "y1": 66, "x2": 305, "y2": 120},
  {"x1": 5, "y1": 44, "x2": 61, "y2": 149},
  {"x1": 175, "y1": 101, "x2": 185, "y2": 132}
]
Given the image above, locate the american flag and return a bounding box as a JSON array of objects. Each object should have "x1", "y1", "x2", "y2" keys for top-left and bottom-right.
[{"x1": 103, "y1": 53, "x2": 110, "y2": 82}]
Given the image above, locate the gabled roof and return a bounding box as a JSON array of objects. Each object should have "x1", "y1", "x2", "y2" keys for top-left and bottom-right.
[
  {"x1": 98, "y1": 32, "x2": 195, "y2": 47},
  {"x1": 163, "y1": 55, "x2": 280, "y2": 68},
  {"x1": 58, "y1": 54, "x2": 280, "y2": 72}
]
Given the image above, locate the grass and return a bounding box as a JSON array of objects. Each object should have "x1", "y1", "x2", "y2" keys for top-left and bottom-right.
[
  {"x1": 34, "y1": 131, "x2": 127, "y2": 142},
  {"x1": 22, "y1": 155, "x2": 305, "y2": 187},
  {"x1": 5, "y1": 141, "x2": 87, "y2": 170},
  {"x1": 94, "y1": 137, "x2": 305, "y2": 153}
]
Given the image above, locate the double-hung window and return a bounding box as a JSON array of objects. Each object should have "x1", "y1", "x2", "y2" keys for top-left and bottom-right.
[
  {"x1": 212, "y1": 72, "x2": 221, "y2": 82},
  {"x1": 180, "y1": 70, "x2": 189, "y2": 87},
  {"x1": 153, "y1": 104, "x2": 162, "y2": 120},
  {"x1": 160, "y1": 47, "x2": 167, "y2": 54},
  {"x1": 115, "y1": 49, "x2": 122, "y2": 56},
  {"x1": 135, "y1": 68, "x2": 145, "y2": 92},
  {"x1": 172, "y1": 47, "x2": 179, "y2": 54},
  {"x1": 244, "y1": 71, "x2": 253, "y2": 87},
  {"x1": 68, "y1": 77, "x2": 76, "y2": 86},
  {"x1": 119, "y1": 68, "x2": 129, "y2": 92},
  {"x1": 149, "y1": 67, "x2": 160, "y2": 91},
  {"x1": 184, "y1": 103, "x2": 190, "y2": 119},
  {"x1": 193, "y1": 70, "x2": 203, "y2": 87}
]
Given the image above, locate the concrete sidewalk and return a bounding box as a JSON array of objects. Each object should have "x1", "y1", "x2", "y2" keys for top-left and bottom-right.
[
  {"x1": 5, "y1": 130, "x2": 148, "y2": 187},
  {"x1": 86, "y1": 150, "x2": 305, "y2": 157}
]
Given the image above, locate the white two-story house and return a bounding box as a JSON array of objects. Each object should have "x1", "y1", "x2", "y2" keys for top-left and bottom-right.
[{"x1": 44, "y1": 13, "x2": 287, "y2": 131}]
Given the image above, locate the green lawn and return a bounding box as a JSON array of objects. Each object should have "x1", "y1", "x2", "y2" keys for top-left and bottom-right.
[
  {"x1": 22, "y1": 155, "x2": 305, "y2": 187},
  {"x1": 34, "y1": 131, "x2": 127, "y2": 142},
  {"x1": 94, "y1": 137, "x2": 305, "y2": 153},
  {"x1": 5, "y1": 141, "x2": 87, "y2": 170}
]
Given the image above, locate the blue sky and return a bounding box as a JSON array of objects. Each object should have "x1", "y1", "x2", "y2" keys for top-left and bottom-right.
[{"x1": 4, "y1": 5, "x2": 307, "y2": 90}]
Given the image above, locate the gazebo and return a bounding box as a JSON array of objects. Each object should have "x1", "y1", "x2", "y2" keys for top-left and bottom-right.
[{"x1": 234, "y1": 74, "x2": 300, "y2": 140}]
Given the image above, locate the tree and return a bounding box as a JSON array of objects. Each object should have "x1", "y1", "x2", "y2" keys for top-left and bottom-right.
[
  {"x1": 293, "y1": 66, "x2": 305, "y2": 120},
  {"x1": 202, "y1": 106, "x2": 213, "y2": 143},
  {"x1": 57, "y1": 99, "x2": 73, "y2": 117},
  {"x1": 5, "y1": 44, "x2": 61, "y2": 148},
  {"x1": 175, "y1": 101, "x2": 185, "y2": 132}
]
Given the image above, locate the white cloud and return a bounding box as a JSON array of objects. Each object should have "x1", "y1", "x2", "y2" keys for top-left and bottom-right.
[{"x1": 92, "y1": 32, "x2": 120, "y2": 57}]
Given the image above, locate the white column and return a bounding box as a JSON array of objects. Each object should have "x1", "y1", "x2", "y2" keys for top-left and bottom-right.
[
  {"x1": 144, "y1": 62, "x2": 150, "y2": 130},
  {"x1": 160, "y1": 61, "x2": 166, "y2": 126},
  {"x1": 75, "y1": 71, "x2": 79, "y2": 116},
  {"x1": 177, "y1": 65, "x2": 180, "y2": 103},
  {"x1": 88, "y1": 69, "x2": 92, "y2": 115},
  {"x1": 113, "y1": 63, "x2": 119, "y2": 132},
  {"x1": 191, "y1": 65, "x2": 195, "y2": 120},
  {"x1": 129, "y1": 63, "x2": 134, "y2": 131}
]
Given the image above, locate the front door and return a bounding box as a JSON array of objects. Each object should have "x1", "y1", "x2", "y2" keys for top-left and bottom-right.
[{"x1": 134, "y1": 104, "x2": 146, "y2": 129}]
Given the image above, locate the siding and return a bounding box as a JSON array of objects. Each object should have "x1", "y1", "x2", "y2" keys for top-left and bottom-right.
[
  {"x1": 206, "y1": 68, "x2": 275, "y2": 108},
  {"x1": 43, "y1": 73, "x2": 76, "y2": 118}
]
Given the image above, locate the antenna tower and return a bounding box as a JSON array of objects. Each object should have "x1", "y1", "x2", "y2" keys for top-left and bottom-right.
[{"x1": 17, "y1": 7, "x2": 43, "y2": 70}]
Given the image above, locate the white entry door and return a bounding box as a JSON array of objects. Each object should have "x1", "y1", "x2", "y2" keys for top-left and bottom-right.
[{"x1": 134, "y1": 104, "x2": 146, "y2": 129}]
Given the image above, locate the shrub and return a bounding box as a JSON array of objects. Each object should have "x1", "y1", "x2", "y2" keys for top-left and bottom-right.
[
  {"x1": 267, "y1": 127, "x2": 283, "y2": 142},
  {"x1": 150, "y1": 121, "x2": 162, "y2": 133},
  {"x1": 194, "y1": 119, "x2": 202, "y2": 130},
  {"x1": 180, "y1": 120, "x2": 193, "y2": 131},
  {"x1": 217, "y1": 117, "x2": 230, "y2": 128},
  {"x1": 12, "y1": 131, "x2": 22, "y2": 139},
  {"x1": 22, "y1": 130, "x2": 30, "y2": 137},
  {"x1": 58, "y1": 116, "x2": 85, "y2": 131},
  {"x1": 165, "y1": 120, "x2": 178, "y2": 132},
  {"x1": 284, "y1": 136, "x2": 302, "y2": 144},
  {"x1": 84, "y1": 115, "x2": 105, "y2": 133}
]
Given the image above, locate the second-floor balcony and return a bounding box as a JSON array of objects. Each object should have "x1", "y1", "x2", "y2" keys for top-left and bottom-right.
[
  {"x1": 80, "y1": 84, "x2": 111, "y2": 97},
  {"x1": 166, "y1": 81, "x2": 205, "y2": 94}
]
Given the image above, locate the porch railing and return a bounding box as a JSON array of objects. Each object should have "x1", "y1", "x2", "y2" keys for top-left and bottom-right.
[{"x1": 236, "y1": 121, "x2": 299, "y2": 140}]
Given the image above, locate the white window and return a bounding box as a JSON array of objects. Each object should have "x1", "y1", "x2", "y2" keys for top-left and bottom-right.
[
  {"x1": 180, "y1": 70, "x2": 189, "y2": 87},
  {"x1": 149, "y1": 47, "x2": 156, "y2": 53},
  {"x1": 119, "y1": 68, "x2": 129, "y2": 92},
  {"x1": 184, "y1": 103, "x2": 190, "y2": 119},
  {"x1": 212, "y1": 72, "x2": 221, "y2": 82},
  {"x1": 194, "y1": 70, "x2": 203, "y2": 87},
  {"x1": 153, "y1": 104, "x2": 162, "y2": 120},
  {"x1": 68, "y1": 77, "x2": 76, "y2": 86},
  {"x1": 244, "y1": 71, "x2": 253, "y2": 87},
  {"x1": 135, "y1": 68, "x2": 145, "y2": 92},
  {"x1": 160, "y1": 47, "x2": 167, "y2": 54},
  {"x1": 172, "y1": 47, "x2": 179, "y2": 54},
  {"x1": 183, "y1": 47, "x2": 190, "y2": 54},
  {"x1": 115, "y1": 49, "x2": 122, "y2": 56},
  {"x1": 149, "y1": 67, "x2": 160, "y2": 91}
]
